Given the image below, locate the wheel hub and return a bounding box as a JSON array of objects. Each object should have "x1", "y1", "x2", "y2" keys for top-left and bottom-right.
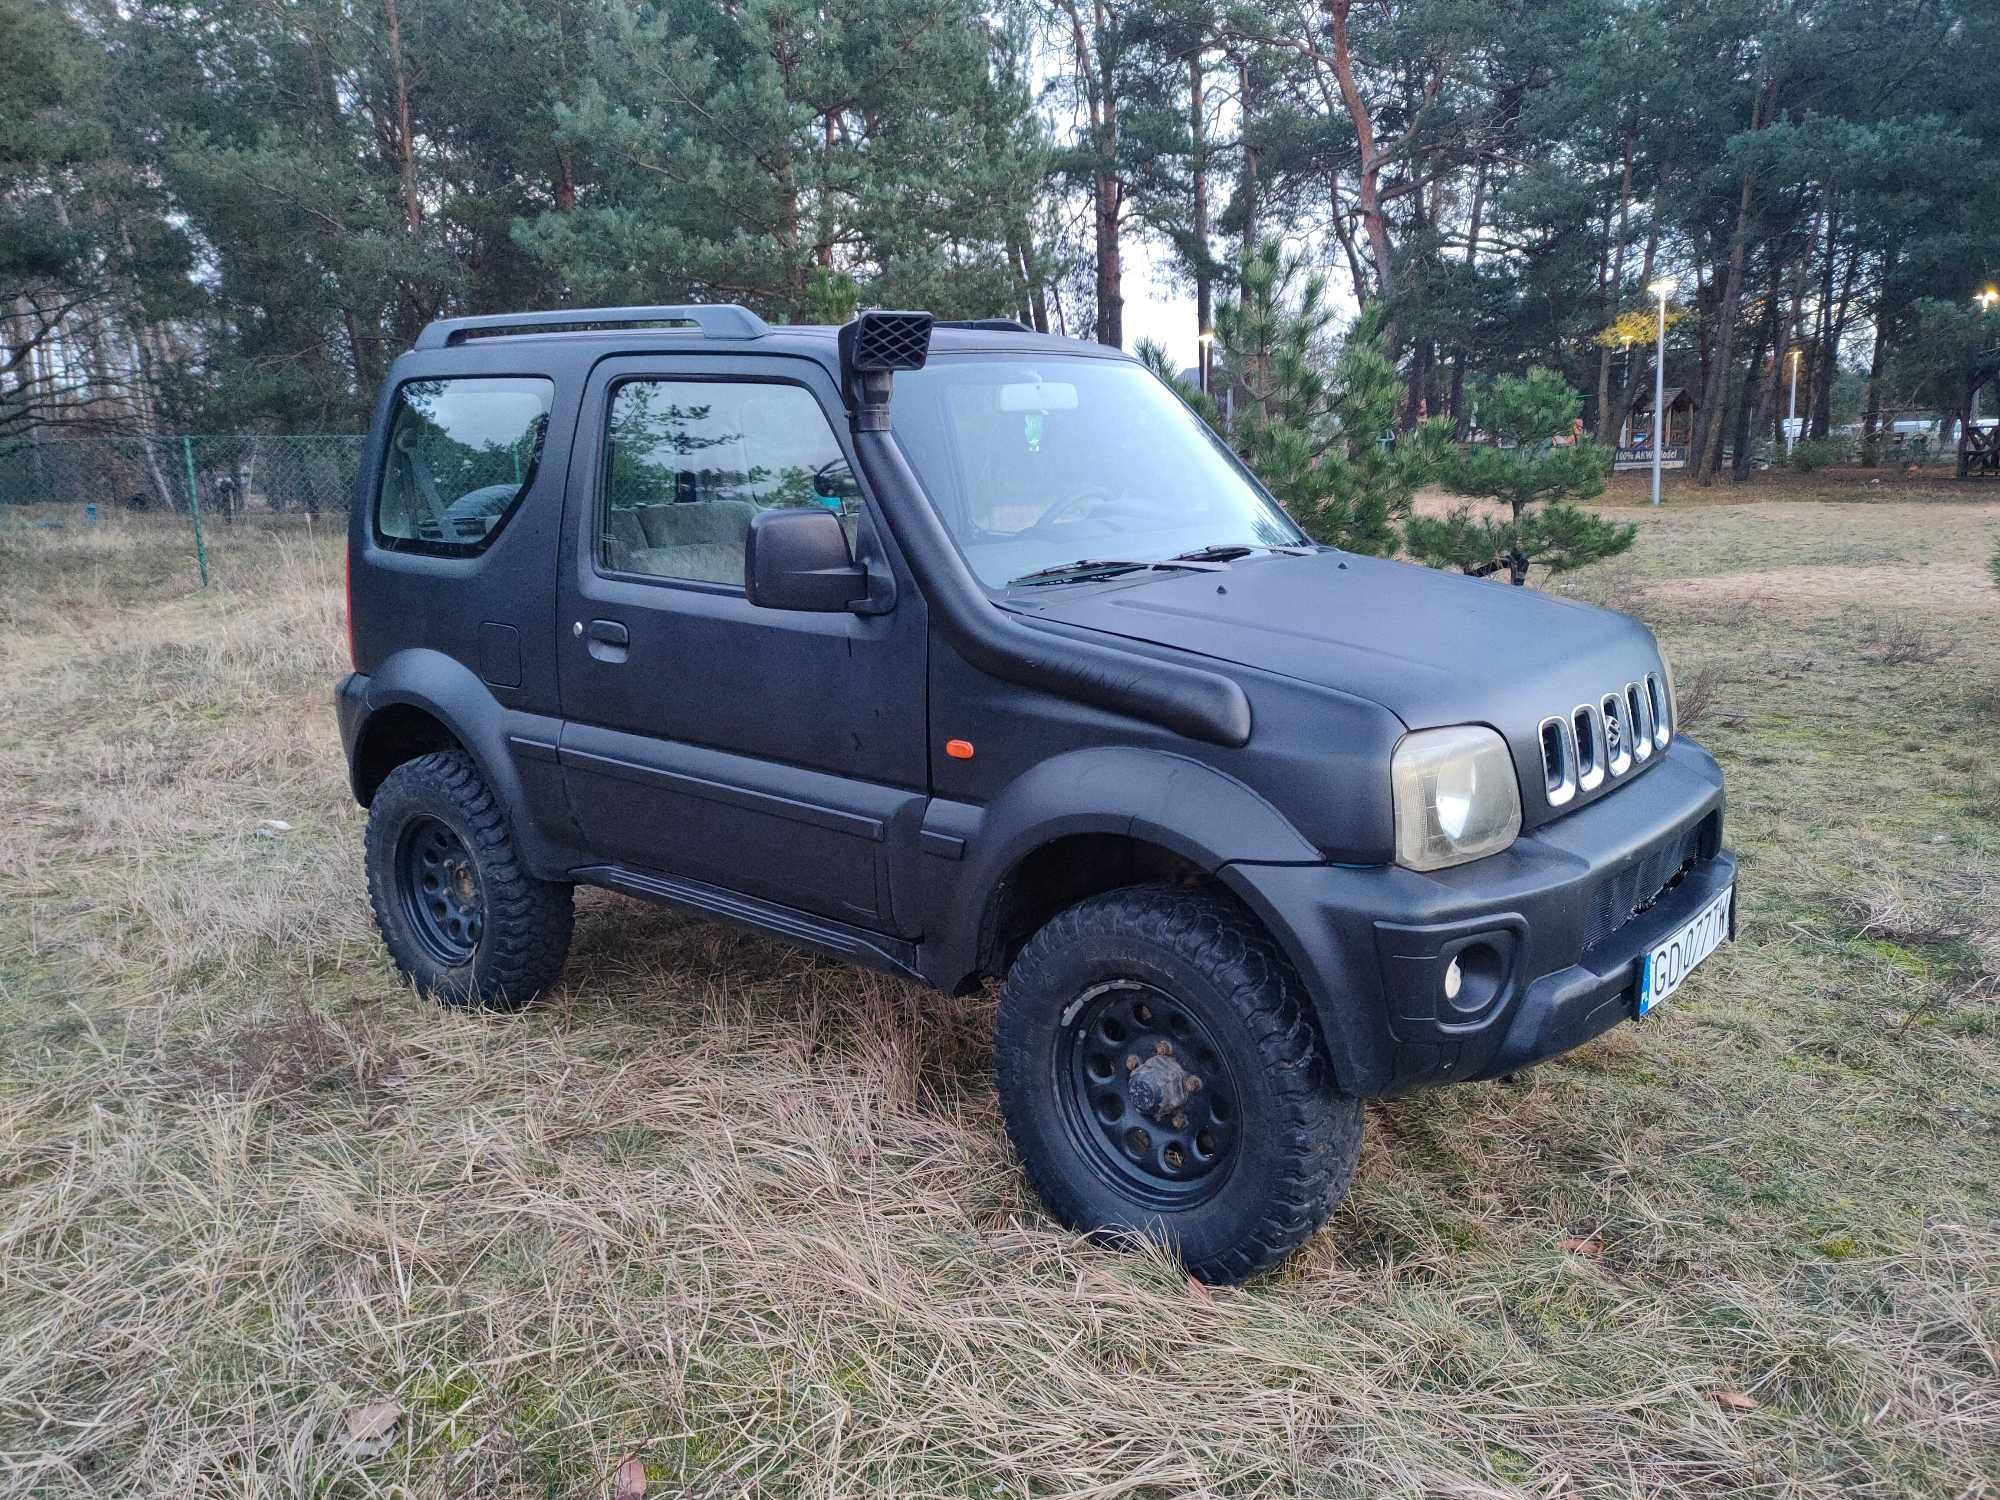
[
  {"x1": 398, "y1": 815, "x2": 484, "y2": 967},
  {"x1": 1057, "y1": 981, "x2": 1239, "y2": 1207},
  {"x1": 1127, "y1": 1043, "x2": 1200, "y2": 1123}
]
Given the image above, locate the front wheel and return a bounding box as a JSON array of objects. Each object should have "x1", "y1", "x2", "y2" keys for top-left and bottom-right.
[
  {"x1": 364, "y1": 751, "x2": 574, "y2": 1011},
  {"x1": 995, "y1": 883, "x2": 1363, "y2": 1284}
]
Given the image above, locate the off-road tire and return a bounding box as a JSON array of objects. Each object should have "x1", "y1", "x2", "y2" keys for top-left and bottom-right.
[
  {"x1": 364, "y1": 751, "x2": 574, "y2": 1011},
  {"x1": 995, "y1": 882, "x2": 1363, "y2": 1283}
]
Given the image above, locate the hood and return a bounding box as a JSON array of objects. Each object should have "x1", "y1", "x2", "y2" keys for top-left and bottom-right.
[{"x1": 1005, "y1": 549, "x2": 1670, "y2": 822}]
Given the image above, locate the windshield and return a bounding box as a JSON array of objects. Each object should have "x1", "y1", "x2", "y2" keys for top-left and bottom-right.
[{"x1": 889, "y1": 354, "x2": 1308, "y2": 586}]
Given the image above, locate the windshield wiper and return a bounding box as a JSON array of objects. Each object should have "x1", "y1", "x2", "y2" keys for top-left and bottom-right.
[
  {"x1": 1008, "y1": 552, "x2": 1256, "y2": 588},
  {"x1": 1007, "y1": 557, "x2": 1162, "y2": 586},
  {"x1": 1168, "y1": 542, "x2": 1316, "y2": 562}
]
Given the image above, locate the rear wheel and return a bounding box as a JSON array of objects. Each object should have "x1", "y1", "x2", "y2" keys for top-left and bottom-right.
[
  {"x1": 364, "y1": 751, "x2": 573, "y2": 1011},
  {"x1": 995, "y1": 883, "x2": 1363, "y2": 1283}
]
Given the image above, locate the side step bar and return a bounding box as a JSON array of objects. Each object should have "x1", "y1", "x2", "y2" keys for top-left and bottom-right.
[{"x1": 573, "y1": 864, "x2": 927, "y2": 985}]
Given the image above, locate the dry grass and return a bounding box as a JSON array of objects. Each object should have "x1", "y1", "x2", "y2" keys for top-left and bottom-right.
[
  {"x1": 1864, "y1": 619, "x2": 1958, "y2": 669},
  {"x1": 2, "y1": 501, "x2": 1998, "y2": 1499}
]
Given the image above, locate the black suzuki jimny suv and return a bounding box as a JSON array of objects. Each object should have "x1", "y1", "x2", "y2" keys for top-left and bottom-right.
[{"x1": 338, "y1": 305, "x2": 1735, "y2": 1282}]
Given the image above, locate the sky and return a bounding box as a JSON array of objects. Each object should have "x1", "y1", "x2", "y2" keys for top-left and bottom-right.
[
  {"x1": 1121, "y1": 240, "x2": 1201, "y2": 374},
  {"x1": 1115, "y1": 229, "x2": 1364, "y2": 373}
]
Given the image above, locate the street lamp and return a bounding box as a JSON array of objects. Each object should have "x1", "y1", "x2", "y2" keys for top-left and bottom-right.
[
  {"x1": 1786, "y1": 346, "x2": 1802, "y2": 458},
  {"x1": 1975, "y1": 289, "x2": 1998, "y2": 429},
  {"x1": 1648, "y1": 277, "x2": 1677, "y2": 506},
  {"x1": 1197, "y1": 328, "x2": 1215, "y2": 395}
]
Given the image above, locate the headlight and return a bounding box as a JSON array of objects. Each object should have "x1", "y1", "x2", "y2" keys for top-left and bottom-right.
[{"x1": 1391, "y1": 726, "x2": 1522, "y2": 871}]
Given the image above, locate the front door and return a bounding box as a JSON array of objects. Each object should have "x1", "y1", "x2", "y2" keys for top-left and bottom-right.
[{"x1": 555, "y1": 352, "x2": 927, "y2": 929}]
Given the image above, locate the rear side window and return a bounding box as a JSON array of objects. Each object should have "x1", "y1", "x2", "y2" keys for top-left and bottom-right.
[{"x1": 376, "y1": 377, "x2": 554, "y2": 552}]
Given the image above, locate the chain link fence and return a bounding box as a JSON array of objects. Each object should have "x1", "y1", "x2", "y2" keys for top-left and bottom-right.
[
  {"x1": 1, "y1": 433, "x2": 363, "y2": 585},
  {"x1": 0, "y1": 434, "x2": 364, "y2": 518}
]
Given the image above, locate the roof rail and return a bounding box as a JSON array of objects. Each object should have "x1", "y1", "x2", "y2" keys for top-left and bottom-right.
[
  {"x1": 933, "y1": 317, "x2": 1034, "y2": 333},
  {"x1": 413, "y1": 304, "x2": 770, "y2": 350}
]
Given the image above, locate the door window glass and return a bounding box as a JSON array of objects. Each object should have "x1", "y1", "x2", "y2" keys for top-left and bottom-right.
[
  {"x1": 601, "y1": 380, "x2": 858, "y2": 584},
  {"x1": 376, "y1": 377, "x2": 553, "y2": 552}
]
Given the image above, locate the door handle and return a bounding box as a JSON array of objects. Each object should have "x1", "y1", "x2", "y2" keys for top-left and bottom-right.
[{"x1": 585, "y1": 618, "x2": 629, "y2": 663}]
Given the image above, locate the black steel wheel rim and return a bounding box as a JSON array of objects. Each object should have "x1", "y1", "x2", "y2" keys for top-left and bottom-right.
[
  {"x1": 398, "y1": 815, "x2": 484, "y2": 966},
  {"x1": 1055, "y1": 980, "x2": 1241, "y2": 1209}
]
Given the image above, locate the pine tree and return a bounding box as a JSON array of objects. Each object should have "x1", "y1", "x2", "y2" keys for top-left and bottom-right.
[
  {"x1": 513, "y1": 0, "x2": 1045, "y2": 324},
  {"x1": 1144, "y1": 240, "x2": 1448, "y2": 555},
  {"x1": 1404, "y1": 367, "x2": 1630, "y2": 586}
]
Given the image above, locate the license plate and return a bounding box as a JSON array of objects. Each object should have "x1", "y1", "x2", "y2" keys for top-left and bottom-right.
[{"x1": 1636, "y1": 885, "x2": 1733, "y2": 1016}]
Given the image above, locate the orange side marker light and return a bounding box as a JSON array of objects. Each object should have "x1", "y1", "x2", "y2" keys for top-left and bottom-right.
[{"x1": 945, "y1": 738, "x2": 975, "y2": 760}]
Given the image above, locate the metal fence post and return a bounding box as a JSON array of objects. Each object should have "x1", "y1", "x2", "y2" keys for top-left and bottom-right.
[{"x1": 181, "y1": 435, "x2": 209, "y2": 588}]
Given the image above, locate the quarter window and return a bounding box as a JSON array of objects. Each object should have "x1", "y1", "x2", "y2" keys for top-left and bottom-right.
[
  {"x1": 376, "y1": 377, "x2": 553, "y2": 552},
  {"x1": 601, "y1": 379, "x2": 859, "y2": 585}
]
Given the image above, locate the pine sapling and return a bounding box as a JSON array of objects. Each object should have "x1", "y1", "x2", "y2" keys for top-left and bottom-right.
[
  {"x1": 1142, "y1": 241, "x2": 1449, "y2": 556},
  {"x1": 1405, "y1": 367, "x2": 1632, "y2": 586}
]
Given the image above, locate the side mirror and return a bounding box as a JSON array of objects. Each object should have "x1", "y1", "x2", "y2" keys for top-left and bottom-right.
[{"x1": 744, "y1": 507, "x2": 868, "y2": 612}]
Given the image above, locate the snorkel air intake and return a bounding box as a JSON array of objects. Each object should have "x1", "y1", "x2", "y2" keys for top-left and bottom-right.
[
  {"x1": 839, "y1": 310, "x2": 933, "y2": 431},
  {"x1": 837, "y1": 310, "x2": 1252, "y2": 748}
]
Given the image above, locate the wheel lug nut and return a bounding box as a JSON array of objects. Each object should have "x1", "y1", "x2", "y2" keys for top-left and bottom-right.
[
  {"x1": 1186, "y1": 1076, "x2": 1202, "y2": 1091},
  {"x1": 1126, "y1": 1054, "x2": 1140, "y2": 1071},
  {"x1": 1173, "y1": 1112, "x2": 1187, "y2": 1128},
  {"x1": 1154, "y1": 1040, "x2": 1172, "y2": 1056}
]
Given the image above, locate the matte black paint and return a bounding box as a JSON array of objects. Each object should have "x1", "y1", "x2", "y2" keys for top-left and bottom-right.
[{"x1": 341, "y1": 310, "x2": 1734, "y2": 1099}]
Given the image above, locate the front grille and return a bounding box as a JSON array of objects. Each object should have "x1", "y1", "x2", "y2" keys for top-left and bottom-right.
[
  {"x1": 1580, "y1": 817, "x2": 1709, "y2": 951},
  {"x1": 1539, "y1": 671, "x2": 1672, "y2": 809}
]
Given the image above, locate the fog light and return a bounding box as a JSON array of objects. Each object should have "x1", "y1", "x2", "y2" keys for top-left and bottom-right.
[{"x1": 1443, "y1": 957, "x2": 1463, "y2": 1002}]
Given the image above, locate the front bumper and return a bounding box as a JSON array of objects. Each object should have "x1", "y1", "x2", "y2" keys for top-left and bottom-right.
[{"x1": 1224, "y1": 735, "x2": 1732, "y2": 1097}]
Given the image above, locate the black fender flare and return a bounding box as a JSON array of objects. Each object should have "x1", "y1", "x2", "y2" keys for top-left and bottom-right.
[
  {"x1": 347, "y1": 649, "x2": 577, "y2": 879},
  {"x1": 928, "y1": 746, "x2": 1322, "y2": 988}
]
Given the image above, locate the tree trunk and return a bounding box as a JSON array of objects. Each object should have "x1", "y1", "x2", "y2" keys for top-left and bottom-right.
[
  {"x1": 1095, "y1": 169, "x2": 1122, "y2": 347},
  {"x1": 1693, "y1": 84, "x2": 1770, "y2": 485},
  {"x1": 1191, "y1": 51, "x2": 1211, "y2": 375},
  {"x1": 1691, "y1": 237, "x2": 1712, "y2": 428},
  {"x1": 1448, "y1": 157, "x2": 1487, "y2": 432},
  {"x1": 340, "y1": 306, "x2": 373, "y2": 395},
  {"x1": 1007, "y1": 226, "x2": 1050, "y2": 333},
  {"x1": 1594, "y1": 139, "x2": 1634, "y2": 442},
  {"x1": 1403, "y1": 180, "x2": 1429, "y2": 426},
  {"x1": 383, "y1": 0, "x2": 422, "y2": 237},
  {"x1": 1815, "y1": 202, "x2": 1859, "y2": 440},
  {"x1": 1328, "y1": 175, "x2": 1368, "y2": 306},
  {"x1": 1592, "y1": 192, "x2": 1615, "y2": 439},
  {"x1": 1235, "y1": 52, "x2": 1258, "y2": 311},
  {"x1": 1090, "y1": 3, "x2": 1122, "y2": 345},
  {"x1": 1808, "y1": 184, "x2": 1835, "y2": 437},
  {"x1": 1734, "y1": 257, "x2": 1780, "y2": 480},
  {"x1": 813, "y1": 112, "x2": 837, "y2": 267},
  {"x1": 1056, "y1": 0, "x2": 1121, "y2": 345},
  {"x1": 1328, "y1": 0, "x2": 1392, "y2": 301},
  {"x1": 553, "y1": 148, "x2": 576, "y2": 212},
  {"x1": 1862, "y1": 304, "x2": 1891, "y2": 468}
]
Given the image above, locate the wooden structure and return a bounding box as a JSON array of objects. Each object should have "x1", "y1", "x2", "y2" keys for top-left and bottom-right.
[
  {"x1": 1614, "y1": 386, "x2": 1696, "y2": 471},
  {"x1": 1959, "y1": 345, "x2": 2000, "y2": 479}
]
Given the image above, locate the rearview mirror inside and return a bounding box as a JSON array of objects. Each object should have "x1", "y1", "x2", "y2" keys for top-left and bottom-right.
[{"x1": 999, "y1": 380, "x2": 1078, "y2": 412}]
